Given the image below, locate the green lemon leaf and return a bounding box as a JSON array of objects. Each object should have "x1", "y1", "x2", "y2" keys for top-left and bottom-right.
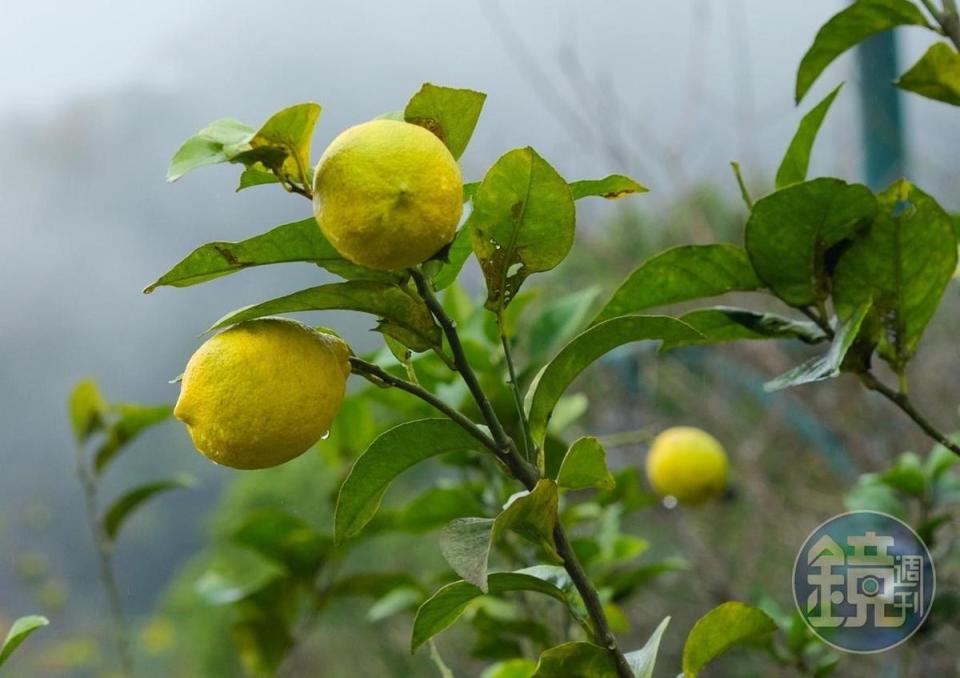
[
  {"x1": 469, "y1": 147, "x2": 576, "y2": 311},
  {"x1": 335, "y1": 419, "x2": 481, "y2": 543},
  {"x1": 662, "y1": 307, "x2": 828, "y2": 351},
  {"x1": 606, "y1": 558, "x2": 690, "y2": 601},
  {"x1": 391, "y1": 485, "x2": 486, "y2": 534},
  {"x1": 527, "y1": 287, "x2": 601, "y2": 366},
  {"x1": 526, "y1": 316, "x2": 701, "y2": 447},
  {"x1": 896, "y1": 42, "x2": 960, "y2": 105},
  {"x1": 432, "y1": 227, "x2": 474, "y2": 290},
  {"x1": 94, "y1": 403, "x2": 173, "y2": 474},
  {"x1": 745, "y1": 178, "x2": 876, "y2": 307},
  {"x1": 879, "y1": 452, "x2": 927, "y2": 496},
  {"x1": 411, "y1": 571, "x2": 569, "y2": 652},
  {"x1": 229, "y1": 508, "x2": 330, "y2": 578},
  {"x1": 530, "y1": 642, "x2": 617, "y2": 677},
  {"x1": 832, "y1": 180, "x2": 957, "y2": 370},
  {"x1": 0, "y1": 616, "x2": 49, "y2": 668},
  {"x1": 795, "y1": 0, "x2": 930, "y2": 103},
  {"x1": 593, "y1": 244, "x2": 762, "y2": 324},
  {"x1": 765, "y1": 299, "x2": 871, "y2": 392},
  {"x1": 236, "y1": 165, "x2": 280, "y2": 191},
  {"x1": 240, "y1": 103, "x2": 321, "y2": 188},
  {"x1": 167, "y1": 118, "x2": 254, "y2": 181},
  {"x1": 68, "y1": 379, "x2": 107, "y2": 444},
  {"x1": 845, "y1": 477, "x2": 908, "y2": 518},
  {"x1": 144, "y1": 218, "x2": 397, "y2": 293},
  {"x1": 569, "y1": 175, "x2": 648, "y2": 200},
  {"x1": 776, "y1": 84, "x2": 843, "y2": 188},
  {"x1": 102, "y1": 475, "x2": 194, "y2": 540},
  {"x1": 404, "y1": 83, "x2": 487, "y2": 159},
  {"x1": 209, "y1": 281, "x2": 441, "y2": 352},
  {"x1": 682, "y1": 602, "x2": 777, "y2": 677},
  {"x1": 438, "y1": 517, "x2": 495, "y2": 591},
  {"x1": 626, "y1": 616, "x2": 671, "y2": 678},
  {"x1": 481, "y1": 659, "x2": 538, "y2": 678},
  {"x1": 556, "y1": 437, "x2": 615, "y2": 491}
]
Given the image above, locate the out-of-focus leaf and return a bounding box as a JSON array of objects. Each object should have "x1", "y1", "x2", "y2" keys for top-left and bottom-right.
[
  {"x1": 411, "y1": 571, "x2": 569, "y2": 652},
  {"x1": 556, "y1": 437, "x2": 615, "y2": 491},
  {"x1": 527, "y1": 287, "x2": 600, "y2": 366},
  {"x1": 367, "y1": 586, "x2": 425, "y2": 622},
  {"x1": 209, "y1": 281, "x2": 441, "y2": 352},
  {"x1": 662, "y1": 307, "x2": 827, "y2": 351},
  {"x1": 404, "y1": 83, "x2": 486, "y2": 159},
  {"x1": 526, "y1": 316, "x2": 700, "y2": 447},
  {"x1": 626, "y1": 616, "x2": 671, "y2": 678},
  {"x1": 102, "y1": 476, "x2": 194, "y2": 540},
  {"x1": 764, "y1": 300, "x2": 871, "y2": 391},
  {"x1": 144, "y1": 219, "x2": 397, "y2": 293},
  {"x1": 795, "y1": 0, "x2": 930, "y2": 103},
  {"x1": 393, "y1": 485, "x2": 486, "y2": 533},
  {"x1": 745, "y1": 178, "x2": 876, "y2": 307},
  {"x1": 569, "y1": 175, "x2": 648, "y2": 200},
  {"x1": 481, "y1": 658, "x2": 538, "y2": 678},
  {"x1": 879, "y1": 452, "x2": 927, "y2": 496},
  {"x1": 68, "y1": 379, "x2": 107, "y2": 443},
  {"x1": 230, "y1": 508, "x2": 330, "y2": 577},
  {"x1": 94, "y1": 403, "x2": 173, "y2": 474},
  {"x1": 530, "y1": 641, "x2": 616, "y2": 677},
  {"x1": 896, "y1": 42, "x2": 960, "y2": 105},
  {"x1": 468, "y1": 147, "x2": 575, "y2": 311},
  {"x1": 925, "y1": 438, "x2": 960, "y2": 481},
  {"x1": 681, "y1": 602, "x2": 777, "y2": 677},
  {"x1": 832, "y1": 180, "x2": 957, "y2": 370},
  {"x1": 776, "y1": 84, "x2": 843, "y2": 188},
  {"x1": 335, "y1": 419, "x2": 481, "y2": 543},
  {"x1": 845, "y1": 476, "x2": 907, "y2": 518},
  {"x1": 606, "y1": 558, "x2": 690, "y2": 601},
  {"x1": 0, "y1": 616, "x2": 49, "y2": 667},
  {"x1": 593, "y1": 245, "x2": 762, "y2": 323},
  {"x1": 167, "y1": 118, "x2": 254, "y2": 181}
]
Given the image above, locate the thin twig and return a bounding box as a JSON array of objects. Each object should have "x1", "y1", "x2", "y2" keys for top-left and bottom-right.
[{"x1": 498, "y1": 313, "x2": 535, "y2": 463}]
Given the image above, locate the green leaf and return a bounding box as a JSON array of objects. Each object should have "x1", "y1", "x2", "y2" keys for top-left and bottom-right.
[
  {"x1": 832, "y1": 180, "x2": 957, "y2": 370},
  {"x1": 241, "y1": 103, "x2": 322, "y2": 188},
  {"x1": 482, "y1": 659, "x2": 538, "y2": 678},
  {"x1": 439, "y1": 517, "x2": 495, "y2": 591},
  {"x1": 526, "y1": 316, "x2": 701, "y2": 447},
  {"x1": 392, "y1": 485, "x2": 486, "y2": 533},
  {"x1": 527, "y1": 287, "x2": 601, "y2": 366},
  {"x1": 556, "y1": 437, "x2": 615, "y2": 491},
  {"x1": 335, "y1": 419, "x2": 481, "y2": 543},
  {"x1": 795, "y1": 0, "x2": 930, "y2": 103},
  {"x1": 68, "y1": 379, "x2": 107, "y2": 443},
  {"x1": 102, "y1": 476, "x2": 193, "y2": 540},
  {"x1": 925, "y1": 439, "x2": 960, "y2": 481},
  {"x1": 681, "y1": 602, "x2": 777, "y2": 677},
  {"x1": 144, "y1": 218, "x2": 396, "y2": 293},
  {"x1": 236, "y1": 165, "x2": 279, "y2": 191},
  {"x1": 209, "y1": 280, "x2": 441, "y2": 352},
  {"x1": 230, "y1": 508, "x2": 330, "y2": 577},
  {"x1": 606, "y1": 558, "x2": 690, "y2": 601},
  {"x1": 845, "y1": 477, "x2": 907, "y2": 518},
  {"x1": 593, "y1": 245, "x2": 762, "y2": 323},
  {"x1": 94, "y1": 403, "x2": 173, "y2": 474},
  {"x1": 404, "y1": 83, "x2": 487, "y2": 159},
  {"x1": 0, "y1": 616, "x2": 49, "y2": 668},
  {"x1": 411, "y1": 571, "x2": 569, "y2": 652},
  {"x1": 745, "y1": 178, "x2": 876, "y2": 307},
  {"x1": 880, "y1": 452, "x2": 927, "y2": 496},
  {"x1": 531, "y1": 642, "x2": 616, "y2": 677},
  {"x1": 896, "y1": 42, "x2": 960, "y2": 105},
  {"x1": 661, "y1": 307, "x2": 827, "y2": 351},
  {"x1": 776, "y1": 84, "x2": 843, "y2": 188},
  {"x1": 432, "y1": 227, "x2": 474, "y2": 290},
  {"x1": 764, "y1": 300, "x2": 871, "y2": 391},
  {"x1": 167, "y1": 118, "x2": 254, "y2": 181},
  {"x1": 626, "y1": 616, "x2": 671, "y2": 678},
  {"x1": 367, "y1": 586, "x2": 424, "y2": 622},
  {"x1": 569, "y1": 175, "x2": 648, "y2": 200},
  {"x1": 468, "y1": 147, "x2": 576, "y2": 311}
]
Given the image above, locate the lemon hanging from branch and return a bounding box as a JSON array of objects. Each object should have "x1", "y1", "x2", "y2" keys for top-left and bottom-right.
[
  {"x1": 312, "y1": 119, "x2": 463, "y2": 271},
  {"x1": 174, "y1": 319, "x2": 350, "y2": 470}
]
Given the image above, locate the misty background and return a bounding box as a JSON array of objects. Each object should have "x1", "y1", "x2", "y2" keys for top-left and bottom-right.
[{"x1": 1, "y1": 0, "x2": 958, "y2": 672}]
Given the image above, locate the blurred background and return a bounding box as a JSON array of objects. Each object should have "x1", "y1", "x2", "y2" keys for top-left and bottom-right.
[{"x1": 1, "y1": 0, "x2": 958, "y2": 676}]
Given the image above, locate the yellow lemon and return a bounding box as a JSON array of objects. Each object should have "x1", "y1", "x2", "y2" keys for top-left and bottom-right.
[
  {"x1": 174, "y1": 318, "x2": 350, "y2": 470},
  {"x1": 645, "y1": 426, "x2": 728, "y2": 505},
  {"x1": 312, "y1": 119, "x2": 463, "y2": 270}
]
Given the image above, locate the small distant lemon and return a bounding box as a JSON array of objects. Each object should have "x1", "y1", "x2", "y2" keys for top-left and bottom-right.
[
  {"x1": 313, "y1": 119, "x2": 463, "y2": 271},
  {"x1": 174, "y1": 318, "x2": 350, "y2": 470},
  {"x1": 645, "y1": 426, "x2": 728, "y2": 505}
]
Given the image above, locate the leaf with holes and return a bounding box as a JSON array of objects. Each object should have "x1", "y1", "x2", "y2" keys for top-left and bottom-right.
[
  {"x1": 209, "y1": 281, "x2": 441, "y2": 352},
  {"x1": 404, "y1": 83, "x2": 486, "y2": 159},
  {"x1": 745, "y1": 178, "x2": 876, "y2": 308},
  {"x1": 777, "y1": 84, "x2": 843, "y2": 188},
  {"x1": 832, "y1": 180, "x2": 957, "y2": 370},
  {"x1": 896, "y1": 42, "x2": 960, "y2": 106},
  {"x1": 593, "y1": 245, "x2": 761, "y2": 323},
  {"x1": 795, "y1": 0, "x2": 930, "y2": 103},
  {"x1": 468, "y1": 147, "x2": 575, "y2": 311},
  {"x1": 526, "y1": 316, "x2": 701, "y2": 447}
]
